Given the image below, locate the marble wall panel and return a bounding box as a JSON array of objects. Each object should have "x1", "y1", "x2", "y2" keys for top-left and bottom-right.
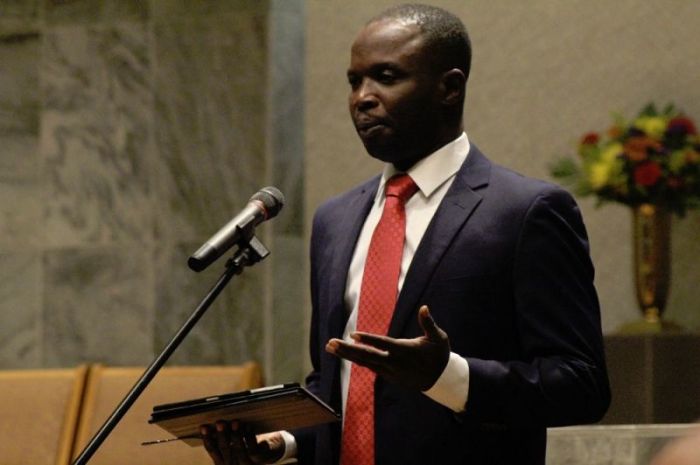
[
  {"x1": 0, "y1": 0, "x2": 290, "y2": 374},
  {"x1": 1, "y1": 7, "x2": 44, "y2": 370},
  {"x1": 45, "y1": 0, "x2": 149, "y2": 24},
  {"x1": 268, "y1": 0, "x2": 304, "y2": 236},
  {"x1": 42, "y1": 246, "x2": 153, "y2": 366},
  {"x1": 102, "y1": 1, "x2": 149, "y2": 22},
  {"x1": 270, "y1": 235, "x2": 306, "y2": 382},
  {"x1": 546, "y1": 425, "x2": 693, "y2": 465},
  {"x1": 0, "y1": 0, "x2": 41, "y2": 36},
  {"x1": 152, "y1": 11, "x2": 268, "y2": 243},
  {"x1": 150, "y1": 5, "x2": 271, "y2": 374},
  {"x1": 151, "y1": 0, "x2": 266, "y2": 18},
  {"x1": 41, "y1": 22, "x2": 151, "y2": 247},
  {"x1": 0, "y1": 32, "x2": 42, "y2": 248},
  {"x1": 547, "y1": 433, "x2": 636, "y2": 465},
  {"x1": 0, "y1": 0, "x2": 41, "y2": 18},
  {"x1": 45, "y1": 0, "x2": 100, "y2": 23},
  {"x1": 268, "y1": 0, "x2": 306, "y2": 383},
  {"x1": 153, "y1": 242, "x2": 264, "y2": 367},
  {"x1": 0, "y1": 252, "x2": 42, "y2": 368}
]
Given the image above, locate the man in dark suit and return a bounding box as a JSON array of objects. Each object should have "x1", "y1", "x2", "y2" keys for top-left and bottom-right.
[{"x1": 202, "y1": 4, "x2": 610, "y2": 465}]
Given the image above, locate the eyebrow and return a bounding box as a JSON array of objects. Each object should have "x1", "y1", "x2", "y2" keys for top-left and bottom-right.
[{"x1": 347, "y1": 62, "x2": 403, "y2": 76}]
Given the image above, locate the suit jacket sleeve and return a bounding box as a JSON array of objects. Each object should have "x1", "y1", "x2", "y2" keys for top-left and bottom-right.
[{"x1": 463, "y1": 186, "x2": 610, "y2": 427}]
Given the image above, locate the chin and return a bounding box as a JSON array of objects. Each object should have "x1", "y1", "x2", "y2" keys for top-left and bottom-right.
[
  {"x1": 362, "y1": 142, "x2": 420, "y2": 170},
  {"x1": 364, "y1": 143, "x2": 397, "y2": 163}
]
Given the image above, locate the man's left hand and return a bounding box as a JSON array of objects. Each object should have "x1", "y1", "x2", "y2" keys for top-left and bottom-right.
[{"x1": 326, "y1": 305, "x2": 450, "y2": 391}]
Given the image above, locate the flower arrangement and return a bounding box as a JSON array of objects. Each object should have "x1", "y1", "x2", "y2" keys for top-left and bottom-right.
[{"x1": 550, "y1": 104, "x2": 700, "y2": 216}]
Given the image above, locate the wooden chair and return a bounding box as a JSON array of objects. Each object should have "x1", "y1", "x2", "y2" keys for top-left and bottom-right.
[
  {"x1": 72, "y1": 363, "x2": 262, "y2": 465},
  {"x1": 0, "y1": 365, "x2": 89, "y2": 465}
]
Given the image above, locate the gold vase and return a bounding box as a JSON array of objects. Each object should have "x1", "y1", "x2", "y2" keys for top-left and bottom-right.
[{"x1": 632, "y1": 203, "x2": 671, "y2": 325}]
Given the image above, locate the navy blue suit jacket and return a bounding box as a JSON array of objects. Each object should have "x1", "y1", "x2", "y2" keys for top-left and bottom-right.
[{"x1": 297, "y1": 145, "x2": 610, "y2": 465}]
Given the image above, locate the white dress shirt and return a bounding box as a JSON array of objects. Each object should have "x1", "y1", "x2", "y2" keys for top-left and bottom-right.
[
  {"x1": 275, "y1": 133, "x2": 472, "y2": 463},
  {"x1": 341, "y1": 132, "x2": 471, "y2": 416}
]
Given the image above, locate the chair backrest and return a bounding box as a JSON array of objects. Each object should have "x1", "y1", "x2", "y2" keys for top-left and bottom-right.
[
  {"x1": 0, "y1": 365, "x2": 89, "y2": 465},
  {"x1": 72, "y1": 363, "x2": 262, "y2": 465}
]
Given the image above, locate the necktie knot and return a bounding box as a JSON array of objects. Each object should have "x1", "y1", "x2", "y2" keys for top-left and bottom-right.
[{"x1": 385, "y1": 174, "x2": 418, "y2": 203}]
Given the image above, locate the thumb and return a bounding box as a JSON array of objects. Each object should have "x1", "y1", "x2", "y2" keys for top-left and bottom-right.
[{"x1": 418, "y1": 305, "x2": 441, "y2": 340}]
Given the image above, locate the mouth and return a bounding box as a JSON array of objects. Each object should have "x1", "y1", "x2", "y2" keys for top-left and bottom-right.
[{"x1": 355, "y1": 119, "x2": 390, "y2": 137}]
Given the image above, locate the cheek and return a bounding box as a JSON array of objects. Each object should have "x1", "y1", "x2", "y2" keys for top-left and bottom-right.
[
  {"x1": 386, "y1": 84, "x2": 436, "y2": 120},
  {"x1": 390, "y1": 96, "x2": 435, "y2": 129}
]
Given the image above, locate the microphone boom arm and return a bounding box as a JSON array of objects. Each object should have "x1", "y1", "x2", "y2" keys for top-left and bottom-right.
[{"x1": 71, "y1": 236, "x2": 270, "y2": 465}]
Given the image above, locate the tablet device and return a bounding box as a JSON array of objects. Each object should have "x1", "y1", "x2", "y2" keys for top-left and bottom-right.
[{"x1": 146, "y1": 383, "x2": 339, "y2": 446}]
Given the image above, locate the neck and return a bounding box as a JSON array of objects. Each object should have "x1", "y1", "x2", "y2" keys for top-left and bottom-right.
[{"x1": 393, "y1": 125, "x2": 463, "y2": 171}]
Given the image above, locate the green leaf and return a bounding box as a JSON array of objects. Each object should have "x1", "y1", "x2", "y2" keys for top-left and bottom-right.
[
  {"x1": 639, "y1": 103, "x2": 658, "y2": 117},
  {"x1": 549, "y1": 157, "x2": 580, "y2": 179},
  {"x1": 662, "y1": 102, "x2": 676, "y2": 116}
]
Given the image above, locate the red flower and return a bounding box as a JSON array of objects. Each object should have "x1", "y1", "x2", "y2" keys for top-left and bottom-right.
[
  {"x1": 668, "y1": 116, "x2": 697, "y2": 135},
  {"x1": 580, "y1": 132, "x2": 600, "y2": 145},
  {"x1": 634, "y1": 162, "x2": 663, "y2": 187}
]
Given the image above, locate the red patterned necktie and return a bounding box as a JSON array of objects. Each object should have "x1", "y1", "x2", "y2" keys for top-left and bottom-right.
[{"x1": 341, "y1": 174, "x2": 419, "y2": 465}]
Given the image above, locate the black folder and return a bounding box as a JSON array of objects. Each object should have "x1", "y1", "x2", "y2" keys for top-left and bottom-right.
[{"x1": 146, "y1": 383, "x2": 339, "y2": 446}]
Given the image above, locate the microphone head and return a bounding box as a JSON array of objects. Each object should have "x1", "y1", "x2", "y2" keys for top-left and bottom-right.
[{"x1": 250, "y1": 186, "x2": 285, "y2": 218}]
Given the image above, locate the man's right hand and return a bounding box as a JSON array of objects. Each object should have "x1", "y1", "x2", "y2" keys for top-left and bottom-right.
[{"x1": 201, "y1": 421, "x2": 285, "y2": 465}]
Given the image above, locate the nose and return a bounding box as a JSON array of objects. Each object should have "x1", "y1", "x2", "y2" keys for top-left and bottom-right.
[{"x1": 350, "y1": 79, "x2": 378, "y2": 112}]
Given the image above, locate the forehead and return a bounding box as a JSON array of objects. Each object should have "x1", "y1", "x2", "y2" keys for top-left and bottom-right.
[{"x1": 350, "y1": 19, "x2": 427, "y2": 68}]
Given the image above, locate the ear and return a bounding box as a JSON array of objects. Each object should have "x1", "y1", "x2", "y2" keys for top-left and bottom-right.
[{"x1": 439, "y1": 69, "x2": 466, "y2": 107}]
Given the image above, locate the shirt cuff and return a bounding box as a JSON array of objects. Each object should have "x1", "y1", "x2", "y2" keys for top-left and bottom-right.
[
  {"x1": 271, "y1": 430, "x2": 298, "y2": 464},
  {"x1": 422, "y1": 352, "x2": 469, "y2": 413}
]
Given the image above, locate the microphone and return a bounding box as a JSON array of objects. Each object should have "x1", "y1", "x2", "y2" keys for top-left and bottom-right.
[{"x1": 188, "y1": 186, "x2": 285, "y2": 272}]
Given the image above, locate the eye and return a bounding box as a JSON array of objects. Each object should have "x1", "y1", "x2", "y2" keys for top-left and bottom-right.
[
  {"x1": 377, "y1": 70, "x2": 397, "y2": 84},
  {"x1": 347, "y1": 73, "x2": 360, "y2": 90}
]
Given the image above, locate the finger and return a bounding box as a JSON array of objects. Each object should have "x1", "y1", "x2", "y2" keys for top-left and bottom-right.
[
  {"x1": 326, "y1": 339, "x2": 389, "y2": 374},
  {"x1": 214, "y1": 421, "x2": 232, "y2": 465},
  {"x1": 201, "y1": 425, "x2": 225, "y2": 465},
  {"x1": 417, "y1": 305, "x2": 441, "y2": 339},
  {"x1": 230, "y1": 421, "x2": 252, "y2": 465},
  {"x1": 350, "y1": 332, "x2": 400, "y2": 351},
  {"x1": 327, "y1": 338, "x2": 389, "y2": 360}
]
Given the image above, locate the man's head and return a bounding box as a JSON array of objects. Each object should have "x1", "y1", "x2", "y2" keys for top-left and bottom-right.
[{"x1": 347, "y1": 4, "x2": 471, "y2": 170}]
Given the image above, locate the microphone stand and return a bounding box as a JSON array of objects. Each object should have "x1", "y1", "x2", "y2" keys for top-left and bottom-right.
[{"x1": 72, "y1": 236, "x2": 270, "y2": 465}]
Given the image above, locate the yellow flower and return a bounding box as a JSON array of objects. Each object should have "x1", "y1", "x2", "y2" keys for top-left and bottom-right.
[
  {"x1": 589, "y1": 162, "x2": 613, "y2": 190},
  {"x1": 600, "y1": 142, "x2": 623, "y2": 163},
  {"x1": 633, "y1": 116, "x2": 667, "y2": 139}
]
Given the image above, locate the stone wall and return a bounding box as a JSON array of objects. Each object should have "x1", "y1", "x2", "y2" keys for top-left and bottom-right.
[{"x1": 0, "y1": 0, "x2": 306, "y2": 384}]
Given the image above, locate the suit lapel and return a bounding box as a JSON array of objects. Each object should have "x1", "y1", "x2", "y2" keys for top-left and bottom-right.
[
  {"x1": 326, "y1": 177, "x2": 379, "y2": 338},
  {"x1": 388, "y1": 146, "x2": 492, "y2": 337}
]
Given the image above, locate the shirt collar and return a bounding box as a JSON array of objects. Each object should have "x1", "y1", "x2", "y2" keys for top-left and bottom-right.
[{"x1": 377, "y1": 132, "x2": 470, "y2": 200}]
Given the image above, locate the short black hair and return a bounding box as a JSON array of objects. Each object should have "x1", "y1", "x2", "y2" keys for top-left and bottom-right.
[{"x1": 370, "y1": 3, "x2": 471, "y2": 82}]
